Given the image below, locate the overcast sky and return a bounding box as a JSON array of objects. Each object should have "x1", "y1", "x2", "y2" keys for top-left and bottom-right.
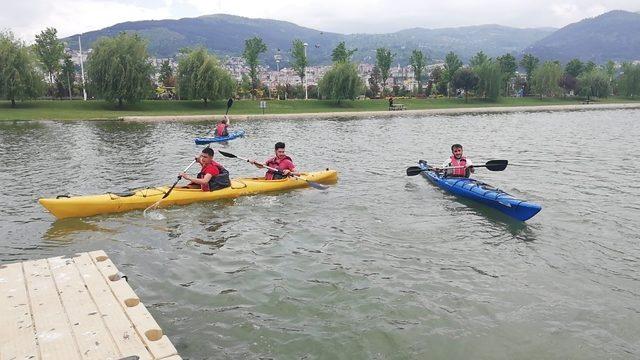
[{"x1": 3, "y1": 0, "x2": 639, "y2": 42}]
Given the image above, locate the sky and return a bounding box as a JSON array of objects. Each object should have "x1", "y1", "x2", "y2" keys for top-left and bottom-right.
[{"x1": 3, "y1": 0, "x2": 639, "y2": 42}]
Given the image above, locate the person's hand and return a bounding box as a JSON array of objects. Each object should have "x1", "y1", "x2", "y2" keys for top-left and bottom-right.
[
  {"x1": 282, "y1": 169, "x2": 291, "y2": 176},
  {"x1": 179, "y1": 172, "x2": 189, "y2": 180},
  {"x1": 467, "y1": 165, "x2": 474, "y2": 171}
]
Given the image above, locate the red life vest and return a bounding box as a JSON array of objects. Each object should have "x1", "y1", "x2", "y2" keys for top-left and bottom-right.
[
  {"x1": 265, "y1": 155, "x2": 294, "y2": 180},
  {"x1": 216, "y1": 123, "x2": 228, "y2": 137},
  {"x1": 449, "y1": 155, "x2": 467, "y2": 177}
]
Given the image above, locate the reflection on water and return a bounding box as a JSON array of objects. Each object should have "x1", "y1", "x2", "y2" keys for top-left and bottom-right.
[{"x1": 1, "y1": 110, "x2": 640, "y2": 358}]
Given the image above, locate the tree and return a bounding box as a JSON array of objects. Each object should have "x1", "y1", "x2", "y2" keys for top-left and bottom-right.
[
  {"x1": 577, "y1": 70, "x2": 610, "y2": 100},
  {"x1": 242, "y1": 37, "x2": 267, "y2": 97},
  {"x1": 583, "y1": 61, "x2": 597, "y2": 73},
  {"x1": 34, "y1": 27, "x2": 64, "y2": 84},
  {"x1": 443, "y1": 51, "x2": 462, "y2": 97},
  {"x1": 291, "y1": 39, "x2": 308, "y2": 89},
  {"x1": 177, "y1": 47, "x2": 235, "y2": 104},
  {"x1": 565, "y1": 58, "x2": 584, "y2": 78},
  {"x1": 519, "y1": 53, "x2": 539, "y2": 95},
  {"x1": 331, "y1": 42, "x2": 356, "y2": 63},
  {"x1": 409, "y1": 49, "x2": 427, "y2": 94},
  {"x1": 60, "y1": 53, "x2": 75, "y2": 99},
  {"x1": 86, "y1": 32, "x2": 153, "y2": 107},
  {"x1": 429, "y1": 66, "x2": 446, "y2": 95},
  {"x1": 375, "y1": 48, "x2": 394, "y2": 96},
  {"x1": 0, "y1": 32, "x2": 43, "y2": 107},
  {"x1": 474, "y1": 60, "x2": 503, "y2": 101},
  {"x1": 319, "y1": 61, "x2": 364, "y2": 102},
  {"x1": 559, "y1": 74, "x2": 578, "y2": 95},
  {"x1": 618, "y1": 63, "x2": 640, "y2": 98},
  {"x1": 452, "y1": 68, "x2": 478, "y2": 102},
  {"x1": 158, "y1": 60, "x2": 174, "y2": 87},
  {"x1": 531, "y1": 61, "x2": 562, "y2": 98},
  {"x1": 469, "y1": 51, "x2": 489, "y2": 67},
  {"x1": 368, "y1": 65, "x2": 381, "y2": 97},
  {"x1": 497, "y1": 53, "x2": 517, "y2": 96}
]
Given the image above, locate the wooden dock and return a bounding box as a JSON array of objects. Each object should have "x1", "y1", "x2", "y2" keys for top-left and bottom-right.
[{"x1": 0, "y1": 250, "x2": 181, "y2": 360}]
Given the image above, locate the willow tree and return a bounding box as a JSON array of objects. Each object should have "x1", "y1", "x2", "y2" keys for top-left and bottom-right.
[
  {"x1": 177, "y1": 47, "x2": 235, "y2": 104},
  {"x1": 0, "y1": 32, "x2": 43, "y2": 107},
  {"x1": 474, "y1": 59, "x2": 503, "y2": 101},
  {"x1": 618, "y1": 63, "x2": 640, "y2": 98},
  {"x1": 87, "y1": 33, "x2": 153, "y2": 107},
  {"x1": 531, "y1": 61, "x2": 562, "y2": 98},
  {"x1": 319, "y1": 56, "x2": 363, "y2": 103}
]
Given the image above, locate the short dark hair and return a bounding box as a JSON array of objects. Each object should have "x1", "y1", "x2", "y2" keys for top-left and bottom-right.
[
  {"x1": 451, "y1": 144, "x2": 463, "y2": 152},
  {"x1": 202, "y1": 147, "x2": 215, "y2": 157},
  {"x1": 275, "y1": 142, "x2": 285, "y2": 150}
]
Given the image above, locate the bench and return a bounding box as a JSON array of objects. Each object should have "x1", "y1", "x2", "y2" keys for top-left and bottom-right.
[
  {"x1": 581, "y1": 99, "x2": 591, "y2": 104},
  {"x1": 389, "y1": 103, "x2": 406, "y2": 111}
]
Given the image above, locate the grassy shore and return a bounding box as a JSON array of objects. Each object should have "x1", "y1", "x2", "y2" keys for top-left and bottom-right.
[{"x1": 1, "y1": 97, "x2": 639, "y2": 121}]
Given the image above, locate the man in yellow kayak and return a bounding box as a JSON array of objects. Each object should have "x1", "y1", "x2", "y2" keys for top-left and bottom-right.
[
  {"x1": 180, "y1": 148, "x2": 231, "y2": 191},
  {"x1": 251, "y1": 142, "x2": 300, "y2": 180},
  {"x1": 439, "y1": 143, "x2": 474, "y2": 178}
]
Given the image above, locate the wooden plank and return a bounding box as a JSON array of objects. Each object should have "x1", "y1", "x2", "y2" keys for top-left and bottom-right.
[
  {"x1": 73, "y1": 252, "x2": 153, "y2": 360},
  {"x1": 89, "y1": 250, "x2": 179, "y2": 359},
  {"x1": 48, "y1": 256, "x2": 120, "y2": 359},
  {"x1": 0, "y1": 262, "x2": 38, "y2": 360},
  {"x1": 23, "y1": 258, "x2": 82, "y2": 360}
]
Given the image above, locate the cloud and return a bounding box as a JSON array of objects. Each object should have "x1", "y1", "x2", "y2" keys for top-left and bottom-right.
[{"x1": 3, "y1": 0, "x2": 639, "y2": 42}]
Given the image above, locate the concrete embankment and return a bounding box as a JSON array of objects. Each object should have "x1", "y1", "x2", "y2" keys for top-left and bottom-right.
[{"x1": 120, "y1": 103, "x2": 640, "y2": 122}]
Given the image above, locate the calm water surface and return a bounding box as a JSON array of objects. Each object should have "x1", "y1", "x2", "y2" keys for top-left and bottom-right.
[{"x1": 1, "y1": 109, "x2": 639, "y2": 359}]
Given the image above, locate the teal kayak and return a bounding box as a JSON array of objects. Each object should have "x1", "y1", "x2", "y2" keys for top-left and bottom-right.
[
  {"x1": 417, "y1": 160, "x2": 542, "y2": 221},
  {"x1": 194, "y1": 129, "x2": 245, "y2": 145}
]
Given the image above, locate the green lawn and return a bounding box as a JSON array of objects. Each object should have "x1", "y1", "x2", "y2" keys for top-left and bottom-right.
[{"x1": 1, "y1": 97, "x2": 638, "y2": 121}]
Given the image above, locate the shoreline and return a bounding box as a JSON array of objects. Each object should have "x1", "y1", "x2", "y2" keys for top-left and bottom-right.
[{"x1": 121, "y1": 102, "x2": 640, "y2": 122}]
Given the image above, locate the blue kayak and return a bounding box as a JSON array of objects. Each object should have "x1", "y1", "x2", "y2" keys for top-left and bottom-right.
[
  {"x1": 417, "y1": 160, "x2": 541, "y2": 221},
  {"x1": 194, "y1": 129, "x2": 245, "y2": 145}
]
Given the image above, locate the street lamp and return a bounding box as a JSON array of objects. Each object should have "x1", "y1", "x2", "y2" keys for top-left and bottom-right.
[
  {"x1": 303, "y1": 42, "x2": 308, "y2": 100},
  {"x1": 274, "y1": 50, "x2": 281, "y2": 100}
]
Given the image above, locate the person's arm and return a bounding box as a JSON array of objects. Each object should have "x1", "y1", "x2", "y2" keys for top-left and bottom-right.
[
  {"x1": 281, "y1": 160, "x2": 299, "y2": 176},
  {"x1": 467, "y1": 159, "x2": 474, "y2": 173},
  {"x1": 180, "y1": 172, "x2": 212, "y2": 185},
  {"x1": 224, "y1": 115, "x2": 230, "y2": 127},
  {"x1": 250, "y1": 159, "x2": 265, "y2": 169}
]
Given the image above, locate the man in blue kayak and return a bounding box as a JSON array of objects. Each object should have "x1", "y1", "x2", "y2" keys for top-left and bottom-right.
[{"x1": 439, "y1": 144, "x2": 474, "y2": 178}]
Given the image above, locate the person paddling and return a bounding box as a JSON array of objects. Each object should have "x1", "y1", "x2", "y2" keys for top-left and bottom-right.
[
  {"x1": 180, "y1": 148, "x2": 231, "y2": 191},
  {"x1": 214, "y1": 115, "x2": 230, "y2": 137},
  {"x1": 251, "y1": 142, "x2": 299, "y2": 180},
  {"x1": 439, "y1": 144, "x2": 474, "y2": 178}
]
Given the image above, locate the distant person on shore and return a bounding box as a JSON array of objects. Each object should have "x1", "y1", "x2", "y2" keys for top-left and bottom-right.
[
  {"x1": 180, "y1": 148, "x2": 231, "y2": 191},
  {"x1": 438, "y1": 144, "x2": 474, "y2": 178},
  {"x1": 389, "y1": 96, "x2": 394, "y2": 107},
  {"x1": 214, "y1": 115, "x2": 230, "y2": 137},
  {"x1": 251, "y1": 142, "x2": 299, "y2": 180}
]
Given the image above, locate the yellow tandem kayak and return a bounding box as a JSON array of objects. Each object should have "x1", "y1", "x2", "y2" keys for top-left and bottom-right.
[{"x1": 39, "y1": 170, "x2": 338, "y2": 219}]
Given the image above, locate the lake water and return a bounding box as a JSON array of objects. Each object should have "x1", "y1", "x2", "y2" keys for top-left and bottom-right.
[{"x1": 1, "y1": 109, "x2": 639, "y2": 359}]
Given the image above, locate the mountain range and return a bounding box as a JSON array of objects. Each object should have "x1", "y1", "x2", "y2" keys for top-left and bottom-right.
[{"x1": 62, "y1": 10, "x2": 640, "y2": 66}]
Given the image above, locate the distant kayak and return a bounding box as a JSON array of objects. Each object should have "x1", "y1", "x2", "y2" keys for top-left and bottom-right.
[
  {"x1": 194, "y1": 129, "x2": 245, "y2": 145},
  {"x1": 39, "y1": 169, "x2": 338, "y2": 219},
  {"x1": 417, "y1": 160, "x2": 541, "y2": 221}
]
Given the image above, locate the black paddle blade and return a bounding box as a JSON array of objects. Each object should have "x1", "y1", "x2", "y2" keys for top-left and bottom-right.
[
  {"x1": 484, "y1": 160, "x2": 508, "y2": 171},
  {"x1": 406, "y1": 166, "x2": 426, "y2": 176},
  {"x1": 218, "y1": 150, "x2": 237, "y2": 159},
  {"x1": 226, "y1": 98, "x2": 233, "y2": 108}
]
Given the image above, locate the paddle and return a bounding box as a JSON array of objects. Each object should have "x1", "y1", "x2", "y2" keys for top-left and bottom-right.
[
  {"x1": 217, "y1": 150, "x2": 329, "y2": 190},
  {"x1": 406, "y1": 160, "x2": 508, "y2": 176},
  {"x1": 144, "y1": 99, "x2": 234, "y2": 215}
]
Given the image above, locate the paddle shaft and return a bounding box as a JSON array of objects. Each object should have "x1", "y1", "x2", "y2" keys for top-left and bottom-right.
[{"x1": 163, "y1": 160, "x2": 198, "y2": 199}]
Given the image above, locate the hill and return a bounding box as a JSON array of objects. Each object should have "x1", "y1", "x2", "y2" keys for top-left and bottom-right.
[
  {"x1": 525, "y1": 10, "x2": 640, "y2": 63},
  {"x1": 62, "y1": 14, "x2": 553, "y2": 65}
]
